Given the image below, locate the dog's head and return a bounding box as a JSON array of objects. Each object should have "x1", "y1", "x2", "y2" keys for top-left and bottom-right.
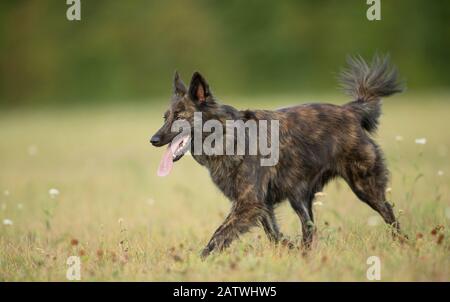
[{"x1": 150, "y1": 71, "x2": 215, "y2": 175}]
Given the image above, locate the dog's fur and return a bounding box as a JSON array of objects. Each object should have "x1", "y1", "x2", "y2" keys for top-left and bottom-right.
[{"x1": 151, "y1": 55, "x2": 405, "y2": 258}]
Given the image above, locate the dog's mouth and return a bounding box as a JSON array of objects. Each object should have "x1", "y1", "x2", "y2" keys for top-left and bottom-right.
[
  {"x1": 172, "y1": 134, "x2": 191, "y2": 162},
  {"x1": 157, "y1": 134, "x2": 191, "y2": 177}
]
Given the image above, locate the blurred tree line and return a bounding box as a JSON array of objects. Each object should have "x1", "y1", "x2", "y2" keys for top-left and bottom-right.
[{"x1": 0, "y1": 0, "x2": 449, "y2": 106}]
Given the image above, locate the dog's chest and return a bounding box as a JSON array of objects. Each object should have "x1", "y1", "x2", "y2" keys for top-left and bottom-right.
[
  {"x1": 194, "y1": 155, "x2": 241, "y2": 201},
  {"x1": 209, "y1": 170, "x2": 236, "y2": 201}
]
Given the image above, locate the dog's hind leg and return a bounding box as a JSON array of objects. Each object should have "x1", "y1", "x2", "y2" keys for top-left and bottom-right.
[
  {"x1": 343, "y1": 153, "x2": 404, "y2": 238},
  {"x1": 346, "y1": 174, "x2": 402, "y2": 235}
]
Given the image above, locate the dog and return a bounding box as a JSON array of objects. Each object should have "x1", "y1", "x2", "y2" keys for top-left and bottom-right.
[{"x1": 150, "y1": 55, "x2": 405, "y2": 259}]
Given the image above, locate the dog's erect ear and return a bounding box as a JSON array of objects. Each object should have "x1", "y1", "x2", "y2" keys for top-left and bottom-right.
[
  {"x1": 173, "y1": 71, "x2": 187, "y2": 96},
  {"x1": 189, "y1": 72, "x2": 211, "y2": 104}
]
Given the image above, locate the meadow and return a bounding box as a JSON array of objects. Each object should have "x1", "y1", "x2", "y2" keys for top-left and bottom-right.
[{"x1": 0, "y1": 92, "x2": 449, "y2": 281}]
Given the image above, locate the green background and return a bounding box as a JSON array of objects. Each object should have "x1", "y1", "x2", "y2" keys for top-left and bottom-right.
[{"x1": 1, "y1": 1, "x2": 449, "y2": 106}]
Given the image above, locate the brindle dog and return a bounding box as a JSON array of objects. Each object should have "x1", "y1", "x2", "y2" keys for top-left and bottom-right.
[{"x1": 150, "y1": 55, "x2": 405, "y2": 259}]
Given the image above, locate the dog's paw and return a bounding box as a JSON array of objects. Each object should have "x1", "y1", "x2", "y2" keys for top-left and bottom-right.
[
  {"x1": 280, "y1": 238, "x2": 296, "y2": 250},
  {"x1": 200, "y1": 247, "x2": 212, "y2": 260},
  {"x1": 200, "y1": 242, "x2": 216, "y2": 260}
]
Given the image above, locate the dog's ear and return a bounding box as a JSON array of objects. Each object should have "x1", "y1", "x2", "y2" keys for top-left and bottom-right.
[
  {"x1": 188, "y1": 72, "x2": 211, "y2": 104},
  {"x1": 173, "y1": 71, "x2": 187, "y2": 96}
]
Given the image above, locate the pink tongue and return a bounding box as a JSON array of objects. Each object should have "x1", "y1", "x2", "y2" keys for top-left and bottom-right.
[
  {"x1": 157, "y1": 146, "x2": 174, "y2": 177},
  {"x1": 157, "y1": 136, "x2": 184, "y2": 177}
]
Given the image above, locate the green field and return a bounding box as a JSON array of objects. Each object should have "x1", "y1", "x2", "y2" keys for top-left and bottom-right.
[{"x1": 0, "y1": 93, "x2": 449, "y2": 281}]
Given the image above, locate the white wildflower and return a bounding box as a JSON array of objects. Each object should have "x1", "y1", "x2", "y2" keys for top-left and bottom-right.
[
  {"x1": 17, "y1": 203, "x2": 23, "y2": 210},
  {"x1": 118, "y1": 218, "x2": 124, "y2": 224},
  {"x1": 415, "y1": 138, "x2": 427, "y2": 145},
  {"x1": 35, "y1": 247, "x2": 46, "y2": 254},
  {"x1": 146, "y1": 198, "x2": 155, "y2": 206},
  {"x1": 3, "y1": 190, "x2": 10, "y2": 196},
  {"x1": 437, "y1": 170, "x2": 444, "y2": 176},
  {"x1": 386, "y1": 187, "x2": 392, "y2": 193},
  {"x1": 367, "y1": 216, "x2": 380, "y2": 226},
  {"x1": 395, "y1": 135, "x2": 403, "y2": 141},
  {"x1": 28, "y1": 145, "x2": 38, "y2": 156},
  {"x1": 3, "y1": 219, "x2": 13, "y2": 226},
  {"x1": 49, "y1": 188, "x2": 60, "y2": 199}
]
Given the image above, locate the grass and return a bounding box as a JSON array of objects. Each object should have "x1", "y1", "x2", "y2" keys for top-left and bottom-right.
[{"x1": 0, "y1": 92, "x2": 449, "y2": 281}]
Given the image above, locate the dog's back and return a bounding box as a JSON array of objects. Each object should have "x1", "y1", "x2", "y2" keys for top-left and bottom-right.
[{"x1": 261, "y1": 55, "x2": 404, "y2": 206}]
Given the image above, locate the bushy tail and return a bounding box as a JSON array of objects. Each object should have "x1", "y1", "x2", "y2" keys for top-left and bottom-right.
[{"x1": 340, "y1": 54, "x2": 404, "y2": 133}]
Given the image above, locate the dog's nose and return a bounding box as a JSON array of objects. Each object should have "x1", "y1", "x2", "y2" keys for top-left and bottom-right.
[{"x1": 150, "y1": 135, "x2": 161, "y2": 146}]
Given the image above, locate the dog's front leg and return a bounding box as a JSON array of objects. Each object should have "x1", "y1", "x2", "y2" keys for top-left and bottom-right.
[
  {"x1": 260, "y1": 208, "x2": 281, "y2": 243},
  {"x1": 201, "y1": 199, "x2": 265, "y2": 259}
]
